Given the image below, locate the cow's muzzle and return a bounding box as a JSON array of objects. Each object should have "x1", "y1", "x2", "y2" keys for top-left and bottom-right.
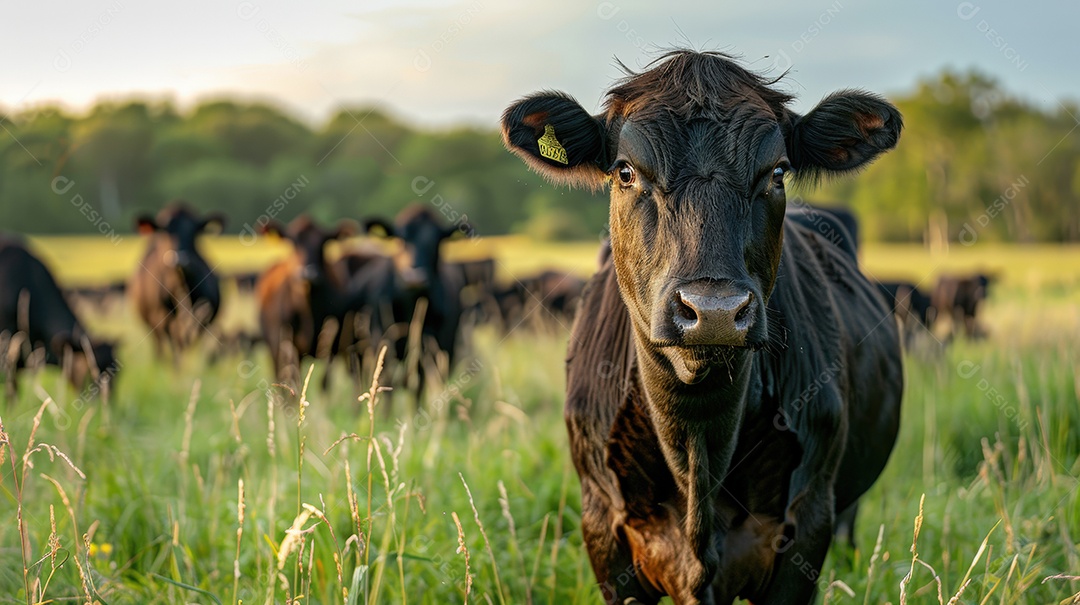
[{"x1": 660, "y1": 280, "x2": 757, "y2": 347}]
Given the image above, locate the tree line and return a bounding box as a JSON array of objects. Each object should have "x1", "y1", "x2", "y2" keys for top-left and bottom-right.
[{"x1": 1, "y1": 68, "x2": 1077, "y2": 243}]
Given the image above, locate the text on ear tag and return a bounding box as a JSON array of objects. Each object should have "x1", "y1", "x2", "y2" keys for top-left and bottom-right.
[{"x1": 537, "y1": 124, "x2": 568, "y2": 164}]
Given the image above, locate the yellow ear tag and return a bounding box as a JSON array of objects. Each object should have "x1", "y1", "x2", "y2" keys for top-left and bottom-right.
[{"x1": 537, "y1": 124, "x2": 569, "y2": 164}]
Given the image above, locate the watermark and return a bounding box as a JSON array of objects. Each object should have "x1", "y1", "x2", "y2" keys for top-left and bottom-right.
[
  {"x1": 57, "y1": 359, "x2": 124, "y2": 430},
  {"x1": 957, "y1": 174, "x2": 1028, "y2": 245},
  {"x1": 773, "y1": 357, "x2": 843, "y2": 432},
  {"x1": 596, "y1": 2, "x2": 650, "y2": 52},
  {"x1": 411, "y1": 176, "x2": 478, "y2": 239},
  {"x1": 237, "y1": 1, "x2": 309, "y2": 72},
  {"x1": 956, "y1": 360, "x2": 1029, "y2": 430},
  {"x1": 786, "y1": 195, "x2": 849, "y2": 251},
  {"x1": 768, "y1": 1, "x2": 844, "y2": 72},
  {"x1": 52, "y1": 176, "x2": 122, "y2": 245},
  {"x1": 956, "y1": 2, "x2": 1028, "y2": 72},
  {"x1": 239, "y1": 174, "x2": 310, "y2": 245},
  {"x1": 236, "y1": 359, "x2": 300, "y2": 421},
  {"x1": 598, "y1": 562, "x2": 643, "y2": 603},
  {"x1": 53, "y1": 1, "x2": 125, "y2": 72},
  {"x1": 413, "y1": 533, "x2": 470, "y2": 593},
  {"x1": 413, "y1": 1, "x2": 485, "y2": 72},
  {"x1": 398, "y1": 358, "x2": 484, "y2": 433}
]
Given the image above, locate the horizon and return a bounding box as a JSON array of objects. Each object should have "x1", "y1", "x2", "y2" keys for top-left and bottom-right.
[
  {"x1": 3, "y1": 0, "x2": 1076, "y2": 129},
  {"x1": 1, "y1": 60, "x2": 1071, "y2": 131}
]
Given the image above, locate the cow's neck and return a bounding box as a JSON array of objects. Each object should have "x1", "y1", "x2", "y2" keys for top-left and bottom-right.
[{"x1": 631, "y1": 325, "x2": 753, "y2": 567}]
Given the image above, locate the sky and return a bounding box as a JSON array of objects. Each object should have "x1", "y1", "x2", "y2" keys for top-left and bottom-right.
[{"x1": 2, "y1": 0, "x2": 1077, "y2": 128}]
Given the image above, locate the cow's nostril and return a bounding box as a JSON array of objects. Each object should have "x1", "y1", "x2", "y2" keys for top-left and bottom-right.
[
  {"x1": 674, "y1": 294, "x2": 698, "y2": 324},
  {"x1": 734, "y1": 298, "x2": 753, "y2": 324}
]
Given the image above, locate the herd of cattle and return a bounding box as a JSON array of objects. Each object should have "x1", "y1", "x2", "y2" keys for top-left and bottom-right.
[
  {"x1": 0, "y1": 201, "x2": 992, "y2": 404},
  {"x1": 0, "y1": 202, "x2": 588, "y2": 401}
]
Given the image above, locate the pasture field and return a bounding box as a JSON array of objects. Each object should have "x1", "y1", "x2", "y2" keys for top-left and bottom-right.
[{"x1": 2, "y1": 237, "x2": 1079, "y2": 604}]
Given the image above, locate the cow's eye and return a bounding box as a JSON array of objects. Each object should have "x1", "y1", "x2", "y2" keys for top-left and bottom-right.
[
  {"x1": 617, "y1": 163, "x2": 636, "y2": 187},
  {"x1": 772, "y1": 165, "x2": 787, "y2": 188}
]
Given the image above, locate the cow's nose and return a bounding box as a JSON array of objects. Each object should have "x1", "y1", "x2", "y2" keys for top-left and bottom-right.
[{"x1": 672, "y1": 282, "x2": 755, "y2": 346}]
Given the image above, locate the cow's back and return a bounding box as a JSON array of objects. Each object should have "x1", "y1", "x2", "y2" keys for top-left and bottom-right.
[{"x1": 0, "y1": 243, "x2": 80, "y2": 355}]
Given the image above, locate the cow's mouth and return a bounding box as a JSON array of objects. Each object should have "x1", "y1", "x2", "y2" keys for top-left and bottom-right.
[{"x1": 659, "y1": 343, "x2": 752, "y2": 384}]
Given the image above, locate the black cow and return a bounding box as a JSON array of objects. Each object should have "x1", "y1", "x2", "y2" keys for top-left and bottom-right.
[
  {"x1": 345, "y1": 205, "x2": 466, "y2": 398},
  {"x1": 493, "y1": 270, "x2": 587, "y2": 333},
  {"x1": 129, "y1": 202, "x2": 224, "y2": 360},
  {"x1": 931, "y1": 273, "x2": 993, "y2": 339},
  {"x1": 256, "y1": 216, "x2": 354, "y2": 389},
  {"x1": 0, "y1": 237, "x2": 118, "y2": 400},
  {"x1": 787, "y1": 204, "x2": 860, "y2": 258},
  {"x1": 502, "y1": 50, "x2": 903, "y2": 604},
  {"x1": 875, "y1": 280, "x2": 934, "y2": 346}
]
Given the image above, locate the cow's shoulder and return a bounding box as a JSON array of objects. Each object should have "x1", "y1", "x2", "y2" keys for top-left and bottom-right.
[
  {"x1": 565, "y1": 260, "x2": 637, "y2": 484},
  {"x1": 566, "y1": 260, "x2": 634, "y2": 409}
]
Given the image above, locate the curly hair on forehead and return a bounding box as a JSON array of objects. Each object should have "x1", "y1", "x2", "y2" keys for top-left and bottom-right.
[
  {"x1": 603, "y1": 50, "x2": 794, "y2": 122},
  {"x1": 156, "y1": 199, "x2": 199, "y2": 223}
]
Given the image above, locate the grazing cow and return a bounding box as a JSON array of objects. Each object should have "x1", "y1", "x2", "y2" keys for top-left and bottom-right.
[
  {"x1": 64, "y1": 281, "x2": 127, "y2": 315},
  {"x1": 875, "y1": 280, "x2": 934, "y2": 345},
  {"x1": 448, "y1": 257, "x2": 498, "y2": 334},
  {"x1": 931, "y1": 273, "x2": 993, "y2": 339},
  {"x1": 256, "y1": 216, "x2": 354, "y2": 388},
  {"x1": 0, "y1": 237, "x2": 118, "y2": 400},
  {"x1": 345, "y1": 205, "x2": 466, "y2": 396},
  {"x1": 500, "y1": 270, "x2": 587, "y2": 332},
  {"x1": 502, "y1": 50, "x2": 903, "y2": 604},
  {"x1": 129, "y1": 203, "x2": 224, "y2": 359}
]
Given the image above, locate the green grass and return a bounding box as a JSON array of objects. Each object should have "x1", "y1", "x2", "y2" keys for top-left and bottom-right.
[{"x1": 1, "y1": 240, "x2": 1079, "y2": 604}]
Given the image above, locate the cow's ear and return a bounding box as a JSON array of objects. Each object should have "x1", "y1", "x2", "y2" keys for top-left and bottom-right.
[
  {"x1": 787, "y1": 90, "x2": 902, "y2": 182},
  {"x1": 200, "y1": 213, "x2": 226, "y2": 234},
  {"x1": 364, "y1": 218, "x2": 396, "y2": 238},
  {"x1": 502, "y1": 92, "x2": 609, "y2": 190},
  {"x1": 135, "y1": 214, "x2": 158, "y2": 234}
]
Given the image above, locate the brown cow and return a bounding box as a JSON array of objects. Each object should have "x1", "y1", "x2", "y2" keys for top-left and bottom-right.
[
  {"x1": 931, "y1": 273, "x2": 993, "y2": 339},
  {"x1": 256, "y1": 216, "x2": 354, "y2": 389},
  {"x1": 503, "y1": 50, "x2": 903, "y2": 604},
  {"x1": 129, "y1": 202, "x2": 224, "y2": 360}
]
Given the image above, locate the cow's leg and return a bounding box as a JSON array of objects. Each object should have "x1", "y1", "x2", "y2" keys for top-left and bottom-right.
[
  {"x1": 4, "y1": 370, "x2": 16, "y2": 403},
  {"x1": 964, "y1": 313, "x2": 978, "y2": 339},
  {"x1": 579, "y1": 484, "x2": 659, "y2": 605},
  {"x1": 764, "y1": 390, "x2": 846, "y2": 603},
  {"x1": 833, "y1": 500, "x2": 859, "y2": 548}
]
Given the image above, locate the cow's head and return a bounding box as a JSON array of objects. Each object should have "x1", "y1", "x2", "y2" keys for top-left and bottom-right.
[
  {"x1": 503, "y1": 51, "x2": 900, "y2": 382},
  {"x1": 363, "y1": 204, "x2": 467, "y2": 290},
  {"x1": 137, "y1": 202, "x2": 225, "y2": 269},
  {"x1": 262, "y1": 216, "x2": 354, "y2": 282}
]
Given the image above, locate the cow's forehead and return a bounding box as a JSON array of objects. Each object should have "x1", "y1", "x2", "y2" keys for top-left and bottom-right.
[
  {"x1": 615, "y1": 110, "x2": 786, "y2": 188},
  {"x1": 400, "y1": 215, "x2": 441, "y2": 238},
  {"x1": 165, "y1": 214, "x2": 201, "y2": 236}
]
